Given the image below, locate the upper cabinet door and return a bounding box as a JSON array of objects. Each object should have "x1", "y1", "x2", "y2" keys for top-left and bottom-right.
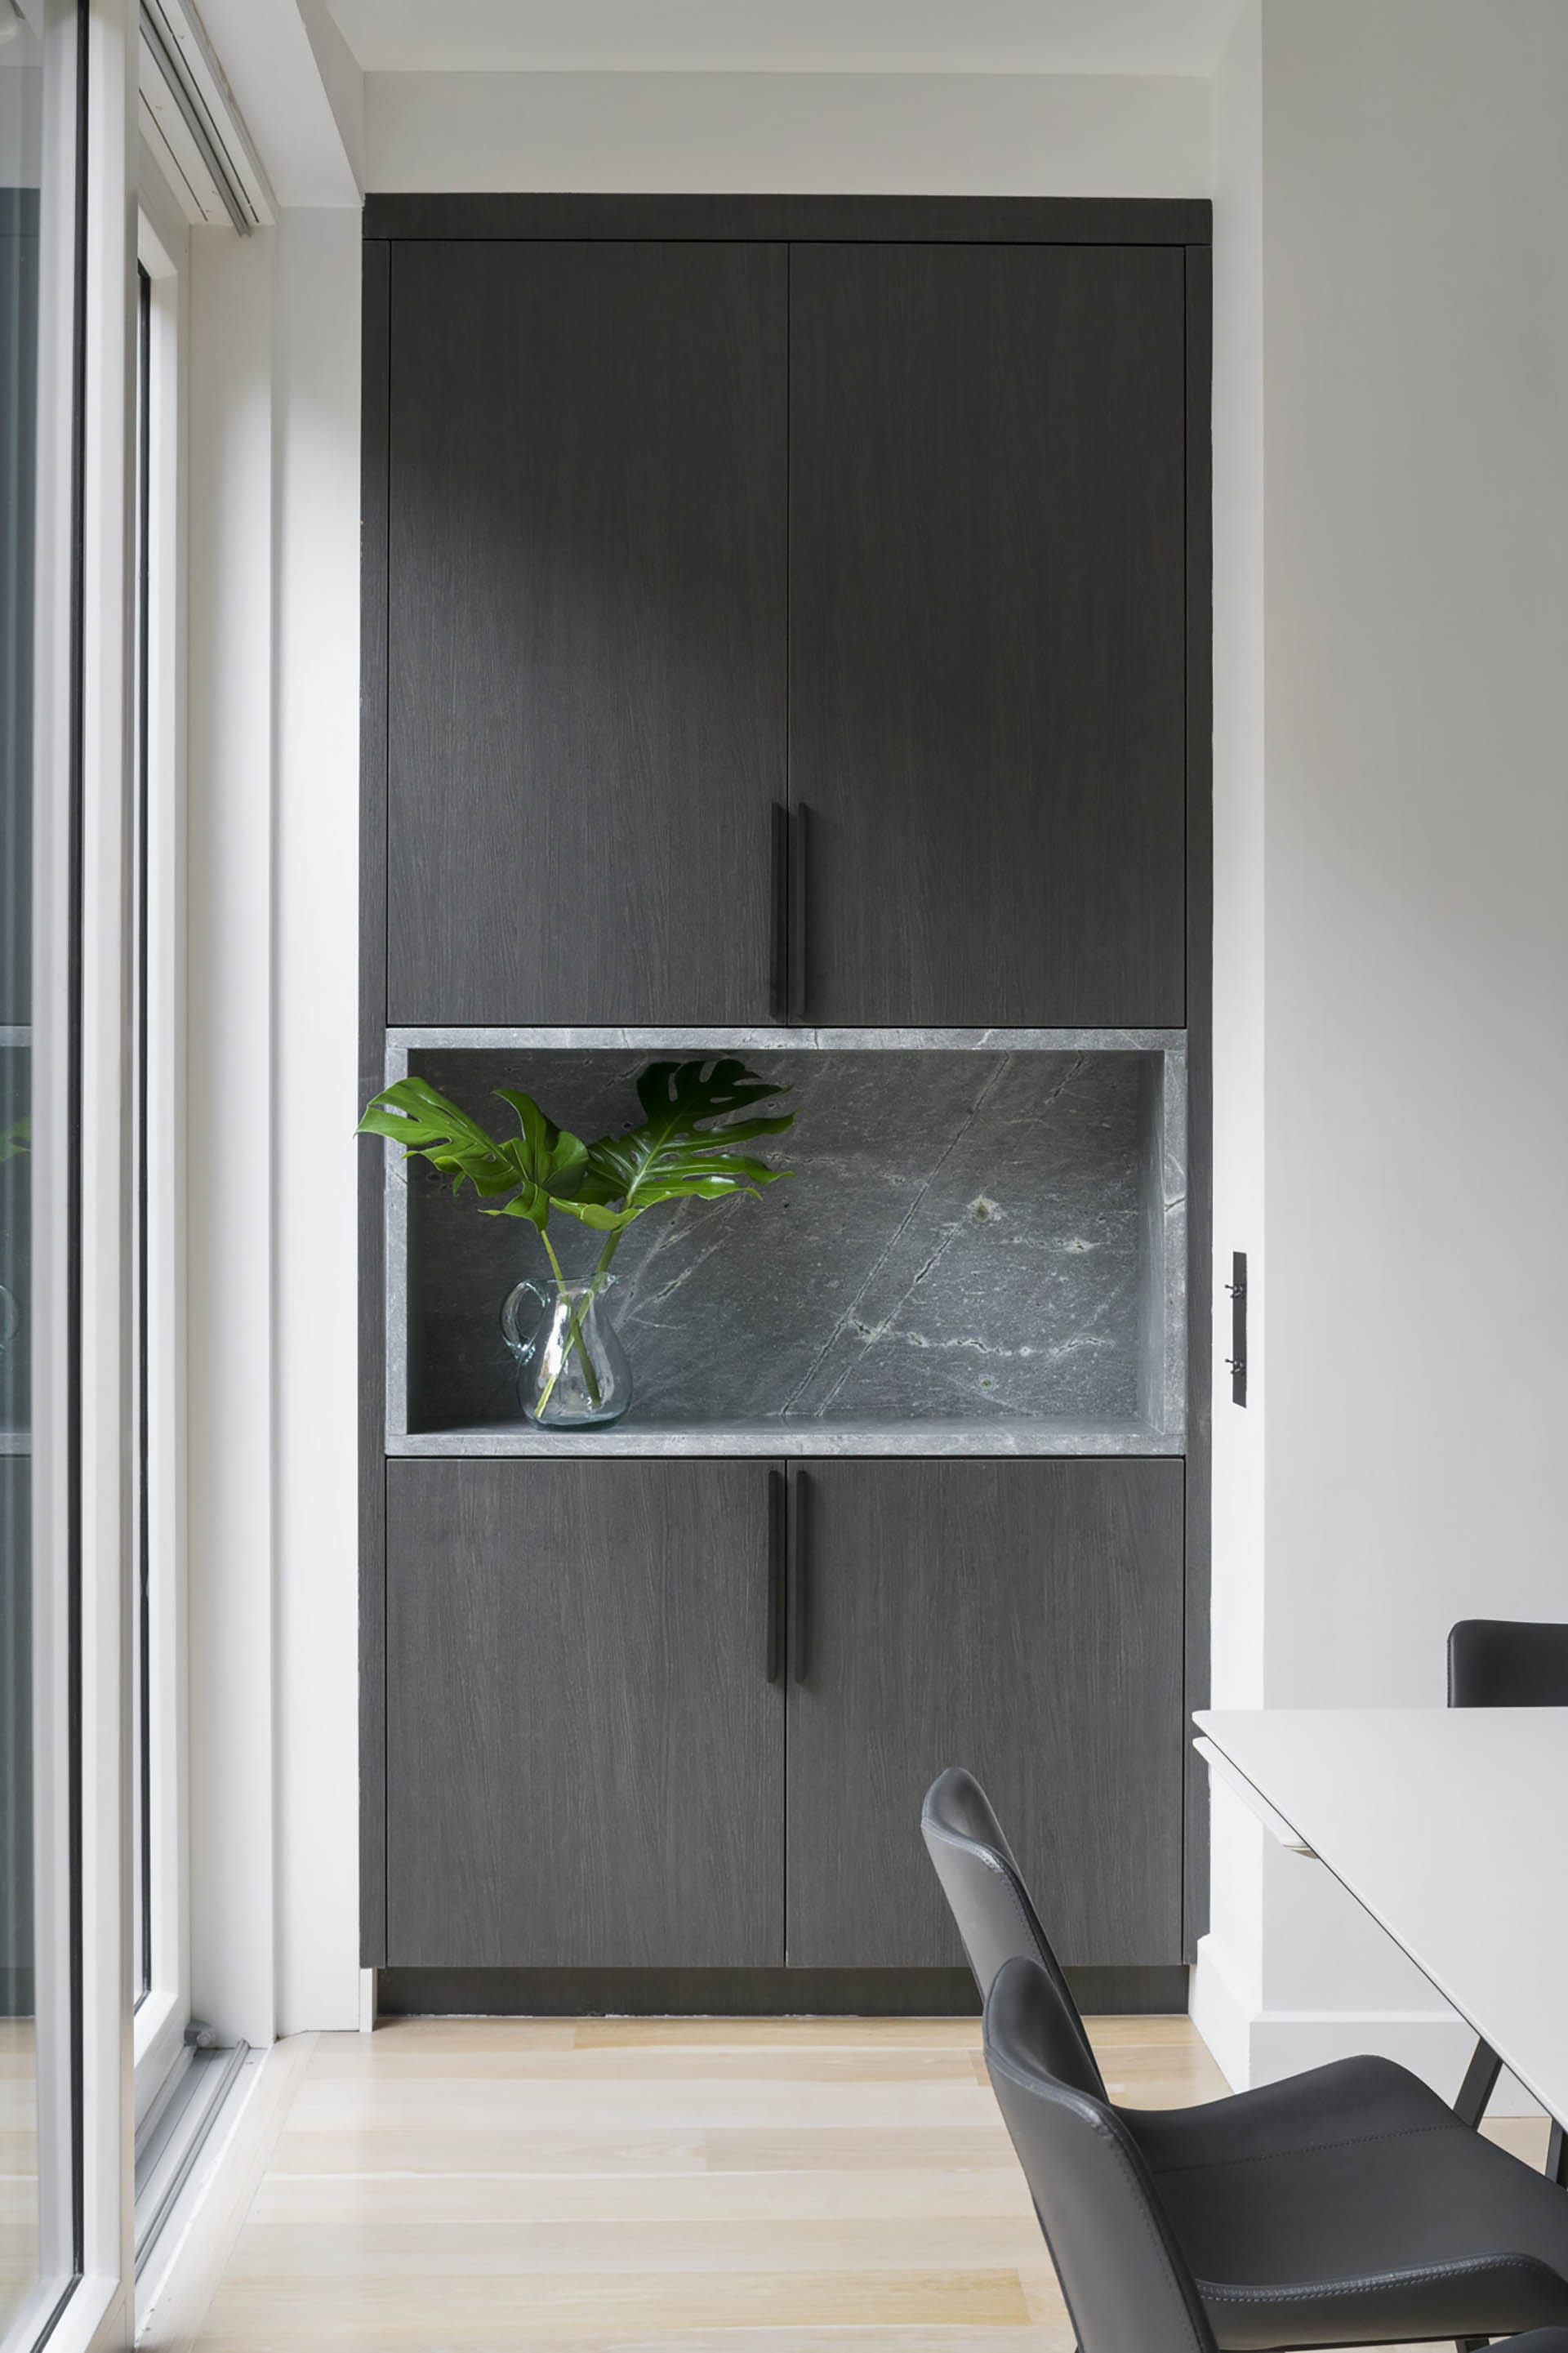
[
  {"x1": 385, "y1": 242, "x2": 786, "y2": 1025},
  {"x1": 790, "y1": 244, "x2": 1188, "y2": 1027}
]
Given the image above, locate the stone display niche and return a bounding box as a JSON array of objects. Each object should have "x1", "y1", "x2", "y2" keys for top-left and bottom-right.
[{"x1": 383, "y1": 1029, "x2": 1186, "y2": 1458}]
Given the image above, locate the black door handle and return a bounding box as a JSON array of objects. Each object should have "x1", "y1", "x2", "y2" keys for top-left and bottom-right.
[
  {"x1": 791, "y1": 1467, "x2": 810, "y2": 1682},
  {"x1": 768, "y1": 802, "x2": 790, "y2": 1021},
  {"x1": 789, "y1": 803, "x2": 810, "y2": 1023},
  {"x1": 766, "y1": 1466, "x2": 785, "y2": 1682},
  {"x1": 1227, "y1": 1250, "x2": 1248, "y2": 1407}
]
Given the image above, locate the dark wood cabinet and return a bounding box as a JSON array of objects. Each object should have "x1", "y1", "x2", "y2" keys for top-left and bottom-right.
[
  {"x1": 385, "y1": 240, "x2": 787, "y2": 1025},
  {"x1": 361, "y1": 201, "x2": 1210, "y2": 2000},
  {"x1": 789, "y1": 244, "x2": 1188, "y2": 1027},
  {"x1": 378, "y1": 230, "x2": 1188, "y2": 1031},
  {"x1": 784, "y1": 1459, "x2": 1187, "y2": 1968},
  {"x1": 381, "y1": 1455, "x2": 1183, "y2": 1976},
  {"x1": 384, "y1": 1459, "x2": 784, "y2": 1966}
]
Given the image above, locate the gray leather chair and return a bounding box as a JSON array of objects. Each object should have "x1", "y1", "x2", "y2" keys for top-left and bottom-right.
[
  {"x1": 926, "y1": 1765, "x2": 1568, "y2": 2351},
  {"x1": 1449, "y1": 1617, "x2": 1568, "y2": 2183},
  {"x1": 985, "y1": 1952, "x2": 1568, "y2": 2353}
]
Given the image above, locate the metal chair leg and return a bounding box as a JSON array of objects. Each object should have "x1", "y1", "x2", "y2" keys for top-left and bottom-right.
[{"x1": 1454, "y1": 2037, "x2": 1503, "y2": 2130}]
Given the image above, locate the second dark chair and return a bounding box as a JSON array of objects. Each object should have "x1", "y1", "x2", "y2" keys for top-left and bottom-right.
[
  {"x1": 1448, "y1": 1615, "x2": 1568, "y2": 2182},
  {"x1": 924, "y1": 1764, "x2": 1568, "y2": 2351},
  {"x1": 985, "y1": 1950, "x2": 1568, "y2": 2353}
]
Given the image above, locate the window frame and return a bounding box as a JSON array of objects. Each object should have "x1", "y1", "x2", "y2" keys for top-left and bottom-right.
[
  {"x1": 9, "y1": 2, "x2": 95, "y2": 2344},
  {"x1": 128, "y1": 195, "x2": 189, "y2": 2127},
  {"x1": 6, "y1": 1, "x2": 139, "y2": 2347}
]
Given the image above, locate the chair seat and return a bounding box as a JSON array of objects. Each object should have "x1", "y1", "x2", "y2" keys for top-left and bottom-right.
[{"x1": 1124, "y1": 2055, "x2": 1568, "y2": 2352}]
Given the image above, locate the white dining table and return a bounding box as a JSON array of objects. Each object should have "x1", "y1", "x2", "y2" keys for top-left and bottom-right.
[{"x1": 1194, "y1": 1707, "x2": 1568, "y2": 2128}]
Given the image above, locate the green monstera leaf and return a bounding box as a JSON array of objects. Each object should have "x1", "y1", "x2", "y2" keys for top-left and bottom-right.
[
  {"x1": 488, "y1": 1090, "x2": 621, "y2": 1232},
  {"x1": 357, "y1": 1076, "x2": 520, "y2": 1197},
  {"x1": 359, "y1": 1056, "x2": 795, "y2": 1419},
  {"x1": 356, "y1": 1076, "x2": 609, "y2": 1232},
  {"x1": 359, "y1": 1059, "x2": 793, "y2": 1418},
  {"x1": 586, "y1": 1058, "x2": 794, "y2": 1221}
]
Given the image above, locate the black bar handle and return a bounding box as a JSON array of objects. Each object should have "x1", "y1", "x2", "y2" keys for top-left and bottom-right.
[
  {"x1": 789, "y1": 803, "x2": 810, "y2": 1023},
  {"x1": 768, "y1": 802, "x2": 790, "y2": 1021},
  {"x1": 766, "y1": 1467, "x2": 785, "y2": 1682},
  {"x1": 791, "y1": 1468, "x2": 810, "y2": 1682},
  {"x1": 1226, "y1": 1250, "x2": 1248, "y2": 1407}
]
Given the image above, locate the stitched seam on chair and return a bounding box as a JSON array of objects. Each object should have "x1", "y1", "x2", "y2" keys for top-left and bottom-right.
[
  {"x1": 933, "y1": 1823, "x2": 1105, "y2": 2094},
  {"x1": 1197, "y1": 2253, "x2": 1566, "y2": 2306},
  {"x1": 1147, "y1": 2119, "x2": 1466, "y2": 2176},
  {"x1": 972, "y1": 1844, "x2": 1103, "y2": 2092},
  {"x1": 987, "y1": 2053, "x2": 1213, "y2": 2353}
]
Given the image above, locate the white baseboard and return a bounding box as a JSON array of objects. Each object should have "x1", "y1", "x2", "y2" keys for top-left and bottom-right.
[
  {"x1": 1190, "y1": 1937, "x2": 1540, "y2": 2115},
  {"x1": 1190, "y1": 1933, "x2": 1254, "y2": 2090},
  {"x1": 358, "y1": 1967, "x2": 377, "y2": 2034}
]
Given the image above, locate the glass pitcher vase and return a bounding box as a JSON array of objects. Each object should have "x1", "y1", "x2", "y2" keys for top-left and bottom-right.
[{"x1": 501, "y1": 1274, "x2": 633, "y2": 1431}]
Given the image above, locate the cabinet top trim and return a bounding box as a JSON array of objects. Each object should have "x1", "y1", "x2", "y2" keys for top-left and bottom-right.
[
  {"x1": 363, "y1": 194, "x2": 1212, "y2": 247},
  {"x1": 385, "y1": 1023, "x2": 1188, "y2": 1056}
]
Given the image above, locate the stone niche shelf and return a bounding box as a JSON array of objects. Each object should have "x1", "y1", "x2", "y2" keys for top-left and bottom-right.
[{"x1": 381, "y1": 1028, "x2": 1187, "y2": 1460}]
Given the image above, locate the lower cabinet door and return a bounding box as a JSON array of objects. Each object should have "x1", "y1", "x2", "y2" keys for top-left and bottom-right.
[
  {"x1": 385, "y1": 1459, "x2": 784, "y2": 1966},
  {"x1": 785, "y1": 1459, "x2": 1186, "y2": 1969}
]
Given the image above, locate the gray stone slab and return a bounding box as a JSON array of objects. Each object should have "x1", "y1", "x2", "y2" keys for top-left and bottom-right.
[
  {"x1": 389, "y1": 1024, "x2": 1187, "y2": 1055},
  {"x1": 381, "y1": 1040, "x2": 1187, "y2": 1447},
  {"x1": 388, "y1": 1418, "x2": 1184, "y2": 1459}
]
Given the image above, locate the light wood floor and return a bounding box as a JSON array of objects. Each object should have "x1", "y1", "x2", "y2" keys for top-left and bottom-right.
[
  {"x1": 141, "y1": 2012, "x2": 1551, "y2": 2353},
  {"x1": 0, "y1": 2017, "x2": 39, "y2": 2342}
]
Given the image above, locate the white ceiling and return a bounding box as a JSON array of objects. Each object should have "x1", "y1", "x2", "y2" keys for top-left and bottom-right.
[{"x1": 326, "y1": 0, "x2": 1238, "y2": 78}]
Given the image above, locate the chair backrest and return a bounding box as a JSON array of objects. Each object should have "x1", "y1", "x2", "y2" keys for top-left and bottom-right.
[
  {"x1": 921, "y1": 1765, "x2": 1106, "y2": 2101},
  {"x1": 1449, "y1": 1619, "x2": 1568, "y2": 1708},
  {"x1": 985, "y1": 1956, "x2": 1218, "y2": 2353}
]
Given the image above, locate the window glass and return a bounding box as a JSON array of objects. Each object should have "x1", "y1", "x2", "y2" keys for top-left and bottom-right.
[
  {"x1": 132, "y1": 259, "x2": 150, "y2": 2009},
  {"x1": 1, "y1": 0, "x2": 86, "y2": 2336}
]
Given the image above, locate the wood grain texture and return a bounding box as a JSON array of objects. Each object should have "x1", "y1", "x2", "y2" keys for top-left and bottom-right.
[
  {"x1": 1183, "y1": 247, "x2": 1214, "y2": 1960},
  {"x1": 385, "y1": 240, "x2": 786, "y2": 1023},
  {"x1": 789, "y1": 243, "x2": 1188, "y2": 1027},
  {"x1": 785, "y1": 1460, "x2": 1187, "y2": 1969},
  {"x1": 358, "y1": 239, "x2": 390, "y2": 1963},
  {"x1": 364, "y1": 194, "x2": 1213, "y2": 247},
  {"x1": 385, "y1": 1460, "x2": 784, "y2": 1967},
  {"x1": 167, "y1": 2012, "x2": 1247, "y2": 2353}
]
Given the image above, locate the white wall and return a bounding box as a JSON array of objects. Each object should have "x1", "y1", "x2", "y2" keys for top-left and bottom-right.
[
  {"x1": 185, "y1": 207, "x2": 361, "y2": 2043},
  {"x1": 364, "y1": 69, "x2": 1209, "y2": 195},
  {"x1": 1196, "y1": 0, "x2": 1267, "y2": 2085},
  {"x1": 1199, "y1": 0, "x2": 1568, "y2": 2096},
  {"x1": 272, "y1": 210, "x2": 361, "y2": 2037},
  {"x1": 186, "y1": 222, "x2": 280, "y2": 2048},
  {"x1": 1263, "y1": 0, "x2": 1568, "y2": 1698}
]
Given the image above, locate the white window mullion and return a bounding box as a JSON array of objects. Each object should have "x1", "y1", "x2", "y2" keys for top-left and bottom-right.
[
  {"x1": 130, "y1": 202, "x2": 188, "y2": 2125},
  {"x1": 73, "y1": 0, "x2": 137, "y2": 2340}
]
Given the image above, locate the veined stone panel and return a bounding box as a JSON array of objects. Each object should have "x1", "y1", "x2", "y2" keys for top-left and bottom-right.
[{"x1": 384, "y1": 1041, "x2": 1184, "y2": 1445}]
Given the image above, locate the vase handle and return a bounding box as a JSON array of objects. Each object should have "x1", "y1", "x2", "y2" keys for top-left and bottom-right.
[{"x1": 500, "y1": 1278, "x2": 546, "y2": 1365}]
